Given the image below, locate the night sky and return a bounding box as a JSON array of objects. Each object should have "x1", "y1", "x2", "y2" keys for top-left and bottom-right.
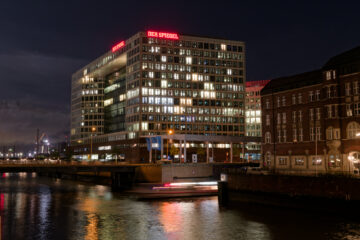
[{"x1": 1, "y1": 1, "x2": 360, "y2": 150}]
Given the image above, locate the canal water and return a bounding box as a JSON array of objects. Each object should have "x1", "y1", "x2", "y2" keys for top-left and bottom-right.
[{"x1": 0, "y1": 173, "x2": 359, "y2": 240}]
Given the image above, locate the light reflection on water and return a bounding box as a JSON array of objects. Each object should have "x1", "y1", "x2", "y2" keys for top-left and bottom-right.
[{"x1": 0, "y1": 174, "x2": 359, "y2": 240}]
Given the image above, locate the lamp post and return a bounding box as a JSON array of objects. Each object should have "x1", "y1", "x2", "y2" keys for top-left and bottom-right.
[
  {"x1": 90, "y1": 127, "x2": 96, "y2": 161},
  {"x1": 167, "y1": 129, "x2": 174, "y2": 160}
]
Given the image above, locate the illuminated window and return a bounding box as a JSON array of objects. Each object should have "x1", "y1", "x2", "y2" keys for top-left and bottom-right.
[
  {"x1": 141, "y1": 122, "x2": 149, "y2": 130},
  {"x1": 149, "y1": 72, "x2": 154, "y2": 78},
  {"x1": 119, "y1": 94, "x2": 126, "y2": 101},
  {"x1": 127, "y1": 88, "x2": 139, "y2": 99},
  {"x1": 200, "y1": 91, "x2": 216, "y2": 99},
  {"x1": 192, "y1": 73, "x2": 198, "y2": 81},
  {"x1": 227, "y1": 69, "x2": 232, "y2": 75},
  {"x1": 186, "y1": 57, "x2": 192, "y2": 64},
  {"x1": 161, "y1": 80, "x2": 167, "y2": 88},
  {"x1": 104, "y1": 98, "x2": 113, "y2": 107},
  {"x1": 167, "y1": 98, "x2": 174, "y2": 105},
  {"x1": 204, "y1": 83, "x2": 214, "y2": 90},
  {"x1": 347, "y1": 122, "x2": 360, "y2": 139},
  {"x1": 221, "y1": 44, "x2": 226, "y2": 51},
  {"x1": 174, "y1": 106, "x2": 180, "y2": 114},
  {"x1": 148, "y1": 97, "x2": 154, "y2": 104},
  {"x1": 142, "y1": 88, "x2": 148, "y2": 96}
]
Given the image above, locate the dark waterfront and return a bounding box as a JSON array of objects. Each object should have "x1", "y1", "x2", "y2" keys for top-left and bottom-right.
[{"x1": 0, "y1": 174, "x2": 359, "y2": 240}]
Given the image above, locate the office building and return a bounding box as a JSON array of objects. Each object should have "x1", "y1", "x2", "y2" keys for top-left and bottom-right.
[
  {"x1": 71, "y1": 30, "x2": 253, "y2": 162},
  {"x1": 245, "y1": 80, "x2": 269, "y2": 161}
]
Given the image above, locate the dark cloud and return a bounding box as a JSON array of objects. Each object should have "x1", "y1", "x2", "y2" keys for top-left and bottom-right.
[
  {"x1": 0, "y1": 99, "x2": 68, "y2": 145},
  {"x1": 0, "y1": 53, "x2": 85, "y2": 149},
  {"x1": 1, "y1": 0, "x2": 360, "y2": 150}
]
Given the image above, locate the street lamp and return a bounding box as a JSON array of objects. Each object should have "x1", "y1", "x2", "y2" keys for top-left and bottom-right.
[
  {"x1": 167, "y1": 129, "x2": 174, "y2": 160},
  {"x1": 90, "y1": 127, "x2": 96, "y2": 161}
]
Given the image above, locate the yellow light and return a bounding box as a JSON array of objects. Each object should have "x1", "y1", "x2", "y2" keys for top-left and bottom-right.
[
  {"x1": 168, "y1": 129, "x2": 174, "y2": 135},
  {"x1": 91, "y1": 127, "x2": 96, "y2": 132}
]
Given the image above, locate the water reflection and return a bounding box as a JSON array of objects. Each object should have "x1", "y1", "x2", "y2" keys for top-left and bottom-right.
[
  {"x1": 0, "y1": 174, "x2": 359, "y2": 240},
  {"x1": 85, "y1": 213, "x2": 99, "y2": 240}
]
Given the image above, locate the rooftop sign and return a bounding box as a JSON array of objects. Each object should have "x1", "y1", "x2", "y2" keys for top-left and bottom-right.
[
  {"x1": 147, "y1": 31, "x2": 179, "y2": 40},
  {"x1": 111, "y1": 41, "x2": 125, "y2": 52}
]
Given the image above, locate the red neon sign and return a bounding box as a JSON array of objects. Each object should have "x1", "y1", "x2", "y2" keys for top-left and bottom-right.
[
  {"x1": 112, "y1": 41, "x2": 125, "y2": 52},
  {"x1": 147, "y1": 31, "x2": 179, "y2": 40}
]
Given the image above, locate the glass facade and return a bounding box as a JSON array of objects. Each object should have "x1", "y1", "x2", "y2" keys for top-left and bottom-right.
[{"x1": 71, "y1": 31, "x2": 246, "y2": 144}]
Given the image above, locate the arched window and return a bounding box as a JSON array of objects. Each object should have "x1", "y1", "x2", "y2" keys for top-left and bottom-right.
[
  {"x1": 265, "y1": 132, "x2": 271, "y2": 144},
  {"x1": 349, "y1": 152, "x2": 360, "y2": 169},
  {"x1": 347, "y1": 122, "x2": 360, "y2": 139}
]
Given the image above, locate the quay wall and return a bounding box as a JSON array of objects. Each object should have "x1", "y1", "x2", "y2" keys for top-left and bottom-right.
[
  {"x1": 136, "y1": 163, "x2": 213, "y2": 183},
  {"x1": 226, "y1": 173, "x2": 360, "y2": 201}
]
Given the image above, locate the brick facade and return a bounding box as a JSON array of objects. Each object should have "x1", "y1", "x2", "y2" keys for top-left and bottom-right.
[{"x1": 261, "y1": 46, "x2": 360, "y2": 175}]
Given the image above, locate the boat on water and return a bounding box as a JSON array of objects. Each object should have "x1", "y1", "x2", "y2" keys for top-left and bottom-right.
[{"x1": 127, "y1": 181, "x2": 218, "y2": 199}]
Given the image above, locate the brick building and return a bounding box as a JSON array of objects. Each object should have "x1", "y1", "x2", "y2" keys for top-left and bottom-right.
[{"x1": 261, "y1": 46, "x2": 360, "y2": 175}]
